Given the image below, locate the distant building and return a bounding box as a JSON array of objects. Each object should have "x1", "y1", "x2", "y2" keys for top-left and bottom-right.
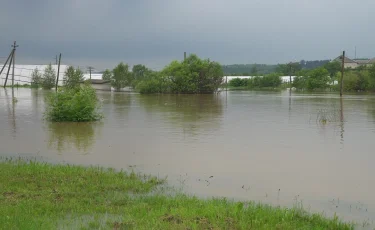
[
  {"x1": 332, "y1": 56, "x2": 375, "y2": 69},
  {"x1": 81, "y1": 79, "x2": 111, "y2": 91},
  {"x1": 0, "y1": 64, "x2": 69, "y2": 86},
  {"x1": 0, "y1": 64, "x2": 107, "y2": 87}
]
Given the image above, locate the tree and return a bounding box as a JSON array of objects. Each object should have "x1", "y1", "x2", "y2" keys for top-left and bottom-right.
[
  {"x1": 368, "y1": 64, "x2": 375, "y2": 90},
  {"x1": 102, "y1": 69, "x2": 112, "y2": 81},
  {"x1": 132, "y1": 64, "x2": 151, "y2": 87},
  {"x1": 31, "y1": 68, "x2": 42, "y2": 88},
  {"x1": 306, "y1": 67, "x2": 330, "y2": 90},
  {"x1": 111, "y1": 62, "x2": 133, "y2": 91},
  {"x1": 63, "y1": 66, "x2": 84, "y2": 89},
  {"x1": 250, "y1": 65, "x2": 258, "y2": 76},
  {"x1": 324, "y1": 61, "x2": 341, "y2": 78},
  {"x1": 162, "y1": 54, "x2": 223, "y2": 93},
  {"x1": 42, "y1": 64, "x2": 56, "y2": 90}
]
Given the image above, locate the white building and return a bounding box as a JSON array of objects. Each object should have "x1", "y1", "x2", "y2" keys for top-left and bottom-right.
[
  {"x1": 224, "y1": 75, "x2": 297, "y2": 83},
  {"x1": 0, "y1": 64, "x2": 69, "y2": 86},
  {"x1": 0, "y1": 64, "x2": 105, "y2": 87}
]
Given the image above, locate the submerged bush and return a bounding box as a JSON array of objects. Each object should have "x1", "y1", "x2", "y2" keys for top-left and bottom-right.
[
  {"x1": 45, "y1": 84, "x2": 102, "y2": 122},
  {"x1": 229, "y1": 78, "x2": 248, "y2": 87}
]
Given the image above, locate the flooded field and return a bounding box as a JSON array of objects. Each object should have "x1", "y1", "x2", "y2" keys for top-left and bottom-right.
[{"x1": 1, "y1": 88, "x2": 375, "y2": 226}]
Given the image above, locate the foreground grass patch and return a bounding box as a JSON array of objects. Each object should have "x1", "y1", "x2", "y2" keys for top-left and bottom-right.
[{"x1": 0, "y1": 161, "x2": 353, "y2": 229}]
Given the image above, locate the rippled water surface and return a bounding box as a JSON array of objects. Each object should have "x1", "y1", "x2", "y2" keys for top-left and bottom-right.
[{"x1": 1, "y1": 88, "x2": 375, "y2": 226}]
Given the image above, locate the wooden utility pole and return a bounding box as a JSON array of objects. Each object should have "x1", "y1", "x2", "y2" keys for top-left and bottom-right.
[
  {"x1": 340, "y1": 51, "x2": 345, "y2": 97},
  {"x1": 4, "y1": 53, "x2": 14, "y2": 87},
  {"x1": 0, "y1": 50, "x2": 14, "y2": 80},
  {"x1": 184, "y1": 52, "x2": 186, "y2": 61},
  {"x1": 12, "y1": 41, "x2": 18, "y2": 87},
  {"x1": 289, "y1": 62, "x2": 292, "y2": 88},
  {"x1": 87, "y1": 66, "x2": 94, "y2": 80},
  {"x1": 55, "y1": 53, "x2": 61, "y2": 92}
]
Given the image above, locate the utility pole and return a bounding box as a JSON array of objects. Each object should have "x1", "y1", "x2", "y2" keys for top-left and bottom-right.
[
  {"x1": 11, "y1": 41, "x2": 18, "y2": 87},
  {"x1": 5, "y1": 53, "x2": 14, "y2": 87},
  {"x1": 55, "y1": 53, "x2": 61, "y2": 92},
  {"x1": 184, "y1": 52, "x2": 186, "y2": 61},
  {"x1": 87, "y1": 66, "x2": 94, "y2": 80},
  {"x1": 289, "y1": 62, "x2": 292, "y2": 88},
  {"x1": 340, "y1": 51, "x2": 345, "y2": 97},
  {"x1": 2, "y1": 41, "x2": 17, "y2": 87},
  {"x1": 0, "y1": 50, "x2": 14, "y2": 84}
]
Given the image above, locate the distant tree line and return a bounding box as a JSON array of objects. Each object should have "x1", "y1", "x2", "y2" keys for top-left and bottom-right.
[
  {"x1": 223, "y1": 60, "x2": 331, "y2": 76},
  {"x1": 227, "y1": 61, "x2": 375, "y2": 92},
  {"x1": 228, "y1": 73, "x2": 282, "y2": 89}
]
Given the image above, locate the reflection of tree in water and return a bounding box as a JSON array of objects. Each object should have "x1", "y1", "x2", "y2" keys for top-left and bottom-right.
[
  {"x1": 111, "y1": 92, "x2": 132, "y2": 117},
  {"x1": 139, "y1": 94, "x2": 224, "y2": 136},
  {"x1": 100, "y1": 92, "x2": 133, "y2": 118},
  {"x1": 47, "y1": 122, "x2": 102, "y2": 153}
]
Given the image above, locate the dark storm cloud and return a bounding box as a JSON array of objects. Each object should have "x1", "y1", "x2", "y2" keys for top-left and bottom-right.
[{"x1": 0, "y1": 0, "x2": 374, "y2": 69}]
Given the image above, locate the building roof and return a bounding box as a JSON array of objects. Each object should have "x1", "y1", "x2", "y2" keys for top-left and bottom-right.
[
  {"x1": 368, "y1": 58, "x2": 375, "y2": 64},
  {"x1": 87, "y1": 79, "x2": 110, "y2": 84},
  {"x1": 353, "y1": 59, "x2": 370, "y2": 64},
  {"x1": 333, "y1": 55, "x2": 357, "y2": 63}
]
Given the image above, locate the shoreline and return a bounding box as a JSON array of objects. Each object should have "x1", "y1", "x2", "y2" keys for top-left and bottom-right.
[{"x1": 0, "y1": 160, "x2": 354, "y2": 229}]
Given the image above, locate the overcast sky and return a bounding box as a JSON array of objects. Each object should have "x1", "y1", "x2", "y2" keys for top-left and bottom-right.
[{"x1": 0, "y1": 0, "x2": 374, "y2": 70}]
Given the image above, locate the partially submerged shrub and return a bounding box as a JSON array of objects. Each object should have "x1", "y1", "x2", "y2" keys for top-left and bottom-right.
[{"x1": 45, "y1": 84, "x2": 102, "y2": 122}]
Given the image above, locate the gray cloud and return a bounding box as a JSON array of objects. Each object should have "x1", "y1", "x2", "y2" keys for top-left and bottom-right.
[{"x1": 1, "y1": 0, "x2": 374, "y2": 70}]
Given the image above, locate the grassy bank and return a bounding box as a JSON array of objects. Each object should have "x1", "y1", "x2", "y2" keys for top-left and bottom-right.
[{"x1": 0, "y1": 161, "x2": 353, "y2": 229}]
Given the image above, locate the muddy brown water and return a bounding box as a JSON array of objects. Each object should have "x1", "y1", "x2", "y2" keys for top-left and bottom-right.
[{"x1": 1, "y1": 88, "x2": 375, "y2": 227}]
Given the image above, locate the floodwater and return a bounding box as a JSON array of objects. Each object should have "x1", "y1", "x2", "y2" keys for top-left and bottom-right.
[{"x1": 1, "y1": 88, "x2": 375, "y2": 227}]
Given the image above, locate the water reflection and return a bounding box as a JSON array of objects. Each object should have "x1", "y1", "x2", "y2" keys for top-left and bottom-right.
[
  {"x1": 47, "y1": 122, "x2": 102, "y2": 153},
  {"x1": 4, "y1": 88, "x2": 17, "y2": 138},
  {"x1": 139, "y1": 94, "x2": 224, "y2": 135},
  {"x1": 339, "y1": 97, "x2": 344, "y2": 143}
]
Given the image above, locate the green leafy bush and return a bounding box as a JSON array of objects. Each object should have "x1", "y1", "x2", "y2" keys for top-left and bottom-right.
[
  {"x1": 135, "y1": 72, "x2": 169, "y2": 94},
  {"x1": 306, "y1": 68, "x2": 330, "y2": 90},
  {"x1": 162, "y1": 54, "x2": 224, "y2": 94},
  {"x1": 45, "y1": 84, "x2": 102, "y2": 122},
  {"x1": 229, "y1": 78, "x2": 248, "y2": 87}
]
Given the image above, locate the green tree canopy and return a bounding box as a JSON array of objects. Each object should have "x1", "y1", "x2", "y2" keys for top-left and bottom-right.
[
  {"x1": 42, "y1": 64, "x2": 56, "y2": 90},
  {"x1": 250, "y1": 65, "x2": 258, "y2": 76},
  {"x1": 162, "y1": 54, "x2": 223, "y2": 94},
  {"x1": 111, "y1": 62, "x2": 133, "y2": 91},
  {"x1": 63, "y1": 66, "x2": 84, "y2": 89},
  {"x1": 31, "y1": 68, "x2": 42, "y2": 88},
  {"x1": 324, "y1": 61, "x2": 341, "y2": 78},
  {"x1": 102, "y1": 69, "x2": 113, "y2": 81}
]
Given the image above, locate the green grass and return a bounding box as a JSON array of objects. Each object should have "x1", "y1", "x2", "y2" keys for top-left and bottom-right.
[{"x1": 0, "y1": 160, "x2": 354, "y2": 229}]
